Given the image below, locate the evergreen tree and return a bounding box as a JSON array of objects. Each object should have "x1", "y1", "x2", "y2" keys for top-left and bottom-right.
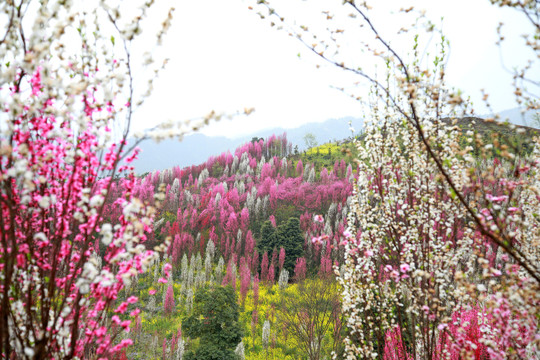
[
  {"x1": 258, "y1": 218, "x2": 304, "y2": 273},
  {"x1": 182, "y1": 286, "x2": 243, "y2": 360},
  {"x1": 278, "y1": 217, "x2": 305, "y2": 273},
  {"x1": 258, "y1": 220, "x2": 277, "y2": 254}
]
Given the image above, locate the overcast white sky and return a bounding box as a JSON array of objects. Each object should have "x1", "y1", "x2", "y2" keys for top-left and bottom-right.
[{"x1": 132, "y1": 0, "x2": 538, "y2": 139}]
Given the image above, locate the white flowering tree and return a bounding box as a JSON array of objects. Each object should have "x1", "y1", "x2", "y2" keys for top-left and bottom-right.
[{"x1": 249, "y1": 0, "x2": 539, "y2": 359}]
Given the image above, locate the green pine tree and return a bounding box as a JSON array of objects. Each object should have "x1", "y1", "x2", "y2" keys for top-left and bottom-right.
[
  {"x1": 258, "y1": 220, "x2": 277, "y2": 254},
  {"x1": 277, "y1": 217, "x2": 304, "y2": 273},
  {"x1": 182, "y1": 286, "x2": 243, "y2": 360}
]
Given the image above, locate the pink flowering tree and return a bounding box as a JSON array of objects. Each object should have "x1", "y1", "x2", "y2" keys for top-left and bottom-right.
[
  {"x1": 267, "y1": 259, "x2": 275, "y2": 284},
  {"x1": 164, "y1": 285, "x2": 176, "y2": 316},
  {"x1": 239, "y1": 257, "x2": 251, "y2": 307},
  {"x1": 253, "y1": 274, "x2": 260, "y2": 310},
  {"x1": 278, "y1": 247, "x2": 286, "y2": 271},
  {"x1": 294, "y1": 257, "x2": 307, "y2": 282},
  {"x1": 0, "y1": 1, "x2": 181, "y2": 358},
  {"x1": 260, "y1": 251, "x2": 269, "y2": 283}
]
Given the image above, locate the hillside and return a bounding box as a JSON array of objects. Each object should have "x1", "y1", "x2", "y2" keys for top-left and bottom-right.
[
  {"x1": 442, "y1": 116, "x2": 539, "y2": 156},
  {"x1": 106, "y1": 133, "x2": 355, "y2": 358},
  {"x1": 483, "y1": 107, "x2": 539, "y2": 128},
  {"x1": 109, "y1": 116, "x2": 536, "y2": 359}
]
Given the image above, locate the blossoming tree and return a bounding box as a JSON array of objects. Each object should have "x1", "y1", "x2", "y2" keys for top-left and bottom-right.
[
  {"x1": 248, "y1": 0, "x2": 539, "y2": 359},
  {"x1": 0, "y1": 1, "x2": 177, "y2": 358}
]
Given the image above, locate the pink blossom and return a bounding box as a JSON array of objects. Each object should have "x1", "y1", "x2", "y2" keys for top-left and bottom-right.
[
  {"x1": 120, "y1": 320, "x2": 131, "y2": 331},
  {"x1": 114, "y1": 302, "x2": 128, "y2": 314},
  {"x1": 479, "y1": 208, "x2": 493, "y2": 221},
  {"x1": 278, "y1": 248, "x2": 286, "y2": 271},
  {"x1": 126, "y1": 296, "x2": 138, "y2": 304},
  {"x1": 311, "y1": 236, "x2": 322, "y2": 245},
  {"x1": 30, "y1": 68, "x2": 42, "y2": 95},
  {"x1": 16, "y1": 254, "x2": 25, "y2": 268},
  {"x1": 94, "y1": 326, "x2": 108, "y2": 337},
  {"x1": 486, "y1": 194, "x2": 508, "y2": 202},
  {"x1": 240, "y1": 260, "x2": 251, "y2": 305},
  {"x1": 163, "y1": 263, "x2": 172, "y2": 277},
  {"x1": 312, "y1": 234, "x2": 329, "y2": 246},
  {"x1": 158, "y1": 277, "x2": 167, "y2": 284},
  {"x1": 163, "y1": 284, "x2": 175, "y2": 314},
  {"x1": 294, "y1": 257, "x2": 307, "y2": 281},
  {"x1": 112, "y1": 339, "x2": 133, "y2": 352},
  {"x1": 518, "y1": 165, "x2": 530, "y2": 174},
  {"x1": 383, "y1": 325, "x2": 412, "y2": 359},
  {"x1": 313, "y1": 214, "x2": 324, "y2": 223},
  {"x1": 400, "y1": 263, "x2": 410, "y2": 273},
  {"x1": 149, "y1": 289, "x2": 157, "y2": 295}
]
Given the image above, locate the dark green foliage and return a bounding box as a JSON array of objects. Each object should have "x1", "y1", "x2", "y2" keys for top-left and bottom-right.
[
  {"x1": 257, "y1": 218, "x2": 304, "y2": 273},
  {"x1": 278, "y1": 217, "x2": 304, "y2": 273},
  {"x1": 273, "y1": 203, "x2": 300, "y2": 226},
  {"x1": 182, "y1": 286, "x2": 243, "y2": 360},
  {"x1": 258, "y1": 220, "x2": 277, "y2": 254}
]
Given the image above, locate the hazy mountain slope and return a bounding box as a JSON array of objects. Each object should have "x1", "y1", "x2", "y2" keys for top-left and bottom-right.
[
  {"x1": 131, "y1": 117, "x2": 363, "y2": 174},
  {"x1": 130, "y1": 108, "x2": 539, "y2": 174},
  {"x1": 483, "y1": 107, "x2": 539, "y2": 128},
  {"x1": 129, "y1": 133, "x2": 239, "y2": 175},
  {"x1": 252, "y1": 116, "x2": 362, "y2": 149}
]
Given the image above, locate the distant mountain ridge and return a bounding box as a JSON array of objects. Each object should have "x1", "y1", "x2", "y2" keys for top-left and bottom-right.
[
  {"x1": 483, "y1": 107, "x2": 539, "y2": 128},
  {"x1": 130, "y1": 107, "x2": 538, "y2": 174},
  {"x1": 130, "y1": 117, "x2": 363, "y2": 174}
]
